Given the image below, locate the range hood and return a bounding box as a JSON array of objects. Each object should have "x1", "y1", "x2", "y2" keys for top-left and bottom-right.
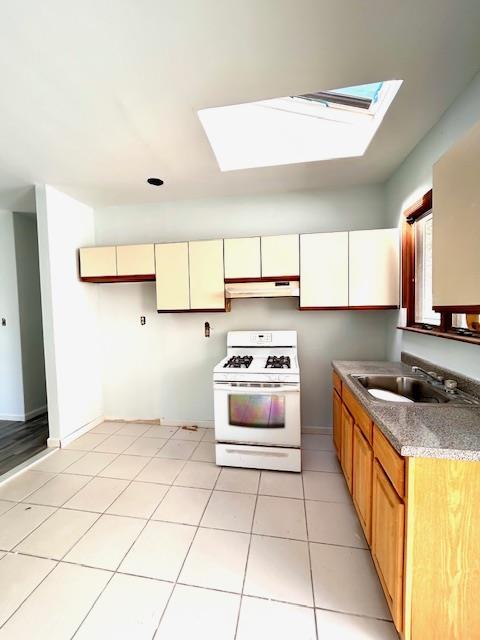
[{"x1": 225, "y1": 280, "x2": 300, "y2": 299}]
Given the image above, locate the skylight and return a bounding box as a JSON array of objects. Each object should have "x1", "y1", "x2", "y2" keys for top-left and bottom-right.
[{"x1": 198, "y1": 80, "x2": 402, "y2": 171}]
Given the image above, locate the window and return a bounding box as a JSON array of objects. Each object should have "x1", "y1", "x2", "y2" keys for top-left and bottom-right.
[
  {"x1": 401, "y1": 189, "x2": 480, "y2": 344},
  {"x1": 414, "y1": 211, "x2": 440, "y2": 325},
  {"x1": 198, "y1": 80, "x2": 402, "y2": 171}
]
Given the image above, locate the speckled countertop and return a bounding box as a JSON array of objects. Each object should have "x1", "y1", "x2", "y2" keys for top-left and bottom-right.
[{"x1": 332, "y1": 360, "x2": 480, "y2": 461}]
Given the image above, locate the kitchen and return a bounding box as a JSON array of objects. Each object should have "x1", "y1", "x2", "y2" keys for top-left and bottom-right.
[{"x1": 0, "y1": 2, "x2": 479, "y2": 639}]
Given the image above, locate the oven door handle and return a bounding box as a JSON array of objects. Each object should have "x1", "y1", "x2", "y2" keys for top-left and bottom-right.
[{"x1": 214, "y1": 383, "x2": 300, "y2": 393}]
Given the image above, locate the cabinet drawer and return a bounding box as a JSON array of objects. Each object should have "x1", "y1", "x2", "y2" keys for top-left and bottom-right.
[
  {"x1": 332, "y1": 370, "x2": 342, "y2": 396},
  {"x1": 373, "y1": 425, "x2": 405, "y2": 497},
  {"x1": 343, "y1": 386, "x2": 373, "y2": 443}
]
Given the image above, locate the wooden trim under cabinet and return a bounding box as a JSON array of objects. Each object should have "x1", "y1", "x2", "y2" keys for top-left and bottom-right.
[
  {"x1": 225, "y1": 275, "x2": 300, "y2": 283},
  {"x1": 81, "y1": 274, "x2": 155, "y2": 283},
  {"x1": 299, "y1": 305, "x2": 399, "y2": 311}
]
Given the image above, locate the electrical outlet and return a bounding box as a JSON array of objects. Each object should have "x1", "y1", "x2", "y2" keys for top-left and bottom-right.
[
  {"x1": 140, "y1": 316, "x2": 146, "y2": 326},
  {"x1": 1, "y1": 318, "x2": 6, "y2": 327}
]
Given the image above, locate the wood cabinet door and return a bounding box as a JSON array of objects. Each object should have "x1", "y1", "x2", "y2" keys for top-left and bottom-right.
[
  {"x1": 349, "y1": 229, "x2": 399, "y2": 307},
  {"x1": 300, "y1": 232, "x2": 348, "y2": 308},
  {"x1": 353, "y1": 424, "x2": 373, "y2": 544},
  {"x1": 224, "y1": 237, "x2": 261, "y2": 279},
  {"x1": 333, "y1": 390, "x2": 342, "y2": 459},
  {"x1": 155, "y1": 242, "x2": 190, "y2": 311},
  {"x1": 261, "y1": 234, "x2": 299, "y2": 277},
  {"x1": 116, "y1": 244, "x2": 155, "y2": 276},
  {"x1": 79, "y1": 246, "x2": 117, "y2": 278},
  {"x1": 372, "y1": 460, "x2": 405, "y2": 630},
  {"x1": 189, "y1": 240, "x2": 225, "y2": 310},
  {"x1": 341, "y1": 405, "x2": 354, "y2": 493}
]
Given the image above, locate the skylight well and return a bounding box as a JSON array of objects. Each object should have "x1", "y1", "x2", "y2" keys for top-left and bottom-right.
[{"x1": 198, "y1": 80, "x2": 402, "y2": 171}]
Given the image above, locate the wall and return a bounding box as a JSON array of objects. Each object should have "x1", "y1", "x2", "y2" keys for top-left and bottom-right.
[
  {"x1": 13, "y1": 213, "x2": 47, "y2": 417},
  {"x1": 95, "y1": 185, "x2": 393, "y2": 427},
  {"x1": 0, "y1": 210, "x2": 25, "y2": 420},
  {"x1": 36, "y1": 186, "x2": 103, "y2": 443},
  {"x1": 385, "y1": 70, "x2": 480, "y2": 380}
]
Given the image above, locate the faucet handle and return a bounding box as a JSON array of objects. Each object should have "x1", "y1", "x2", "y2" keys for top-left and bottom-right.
[{"x1": 445, "y1": 380, "x2": 458, "y2": 393}]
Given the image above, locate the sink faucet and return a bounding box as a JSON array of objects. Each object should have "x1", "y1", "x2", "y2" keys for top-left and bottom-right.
[{"x1": 411, "y1": 366, "x2": 445, "y2": 385}]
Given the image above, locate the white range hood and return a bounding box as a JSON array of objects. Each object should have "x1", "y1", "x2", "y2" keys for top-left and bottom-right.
[{"x1": 225, "y1": 280, "x2": 299, "y2": 299}]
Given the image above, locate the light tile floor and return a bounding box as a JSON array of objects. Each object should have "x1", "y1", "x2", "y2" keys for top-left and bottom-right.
[{"x1": 0, "y1": 423, "x2": 399, "y2": 639}]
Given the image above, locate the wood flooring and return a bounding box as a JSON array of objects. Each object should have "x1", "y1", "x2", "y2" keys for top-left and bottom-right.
[{"x1": 0, "y1": 412, "x2": 48, "y2": 476}]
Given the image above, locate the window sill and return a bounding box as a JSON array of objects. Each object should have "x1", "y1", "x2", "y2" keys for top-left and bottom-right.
[{"x1": 398, "y1": 325, "x2": 480, "y2": 346}]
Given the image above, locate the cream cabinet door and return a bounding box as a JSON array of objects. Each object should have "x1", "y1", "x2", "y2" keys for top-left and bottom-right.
[
  {"x1": 224, "y1": 237, "x2": 261, "y2": 279},
  {"x1": 433, "y1": 120, "x2": 480, "y2": 306},
  {"x1": 349, "y1": 229, "x2": 399, "y2": 307},
  {"x1": 261, "y1": 234, "x2": 299, "y2": 277},
  {"x1": 117, "y1": 244, "x2": 155, "y2": 276},
  {"x1": 300, "y1": 232, "x2": 348, "y2": 307},
  {"x1": 79, "y1": 246, "x2": 117, "y2": 278},
  {"x1": 189, "y1": 240, "x2": 225, "y2": 310},
  {"x1": 155, "y1": 243, "x2": 190, "y2": 311}
]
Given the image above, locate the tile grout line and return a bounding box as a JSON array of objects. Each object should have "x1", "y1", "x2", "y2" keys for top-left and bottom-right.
[
  {"x1": 1, "y1": 427, "x2": 381, "y2": 636},
  {"x1": 233, "y1": 467, "x2": 261, "y2": 640},
  {"x1": 301, "y1": 467, "x2": 320, "y2": 640}
]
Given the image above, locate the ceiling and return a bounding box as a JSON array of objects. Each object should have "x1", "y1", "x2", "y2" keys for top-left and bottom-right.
[{"x1": 0, "y1": 0, "x2": 479, "y2": 210}]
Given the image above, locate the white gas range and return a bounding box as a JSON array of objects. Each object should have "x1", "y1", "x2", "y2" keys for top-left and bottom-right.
[{"x1": 213, "y1": 331, "x2": 301, "y2": 472}]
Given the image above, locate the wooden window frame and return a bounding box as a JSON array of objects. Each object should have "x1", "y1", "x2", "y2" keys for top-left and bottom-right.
[{"x1": 400, "y1": 189, "x2": 480, "y2": 346}]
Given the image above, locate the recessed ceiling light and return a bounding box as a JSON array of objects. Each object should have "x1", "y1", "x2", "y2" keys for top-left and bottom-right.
[
  {"x1": 147, "y1": 177, "x2": 164, "y2": 186},
  {"x1": 198, "y1": 80, "x2": 402, "y2": 171}
]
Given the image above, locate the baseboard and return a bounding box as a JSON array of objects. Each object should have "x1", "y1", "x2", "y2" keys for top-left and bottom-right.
[
  {"x1": 48, "y1": 415, "x2": 104, "y2": 449},
  {"x1": 24, "y1": 405, "x2": 47, "y2": 421},
  {"x1": 302, "y1": 426, "x2": 332, "y2": 435},
  {"x1": 160, "y1": 419, "x2": 214, "y2": 429}
]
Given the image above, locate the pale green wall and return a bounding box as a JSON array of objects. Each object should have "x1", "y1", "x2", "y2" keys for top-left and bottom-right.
[{"x1": 385, "y1": 70, "x2": 480, "y2": 380}]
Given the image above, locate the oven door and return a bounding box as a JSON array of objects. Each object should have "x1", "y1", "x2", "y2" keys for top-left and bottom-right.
[{"x1": 214, "y1": 381, "x2": 301, "y2": 447}]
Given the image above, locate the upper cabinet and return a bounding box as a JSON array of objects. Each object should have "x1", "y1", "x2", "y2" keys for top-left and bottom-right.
[
  {"x1": 224, "y1": 237, "x2": 261, "y2": 280},
  {"x1": 261, "y1": 234, "x2": 299, "y2": 278},
  {"x1": 155, "y1": 242, "x2": 190, "y2": 311},
  {"x1": 116, "y1": 244, "x2": 155, "y2": 277},
  {"x1": 79, "y1": 246, "x2": 117, "y2": 278},
  {"x1": 349, "y1": 229, "x2": 399, "y2": 307},
  {"x1": 300, "y1": 232, "x2": 348, "y2": 308},
  {"x1": 189, "y1": 240, "x2": 225, "y2": 310},
  {"x1": 433, "y1": 120, "x2": 480, "y2": 308}
]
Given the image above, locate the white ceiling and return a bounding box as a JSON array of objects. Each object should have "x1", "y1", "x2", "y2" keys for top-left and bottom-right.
[{"x1": 0, "y1": 0, "x2": 479, "y2": 210}]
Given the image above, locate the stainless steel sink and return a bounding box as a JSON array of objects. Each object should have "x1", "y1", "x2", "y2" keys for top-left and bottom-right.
[{"x1": 352, "y1": 375, "x2": 453, "y2": 404}]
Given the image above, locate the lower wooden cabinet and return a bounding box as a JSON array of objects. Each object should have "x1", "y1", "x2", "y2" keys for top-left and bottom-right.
[
  {"x1": 371, "y1": 460, "x2": 405, "y2": 630},
  {"x1": 332, "y1": 376, "x2": 479, "y2": 639},
  {"x1": 340, "y1": 405, "x2": 354, "y2": 492},
  {"x1": 352, "y1": 424, "x2": 373, "y2": 544},
  {"x1": 333, "y1": 389, "x2": 342, "y2": 458}
]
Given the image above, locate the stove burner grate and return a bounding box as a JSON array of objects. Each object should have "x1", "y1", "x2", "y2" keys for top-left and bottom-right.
[
  {"x1": 224, "y1": 355, "x2": 254, "y2": 369},
  {"x1": 265, "y1": 356, "x2": 291, "y2": 369}
]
